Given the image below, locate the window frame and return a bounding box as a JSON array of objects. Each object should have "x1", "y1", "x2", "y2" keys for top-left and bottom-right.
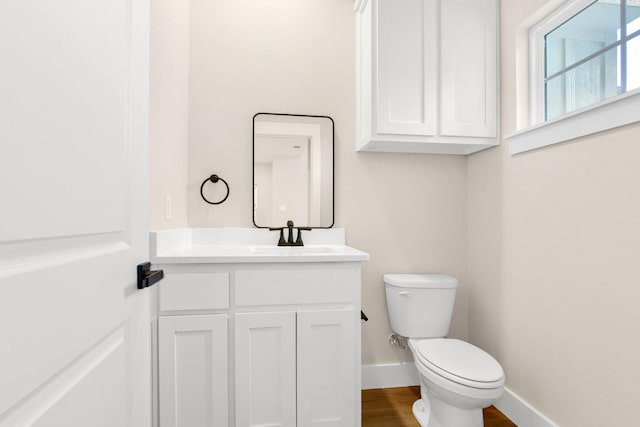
[
  {"x1": 529, "y1": 0, "x2": 596, "y2": 125},
  {"x1": 507, "y1": 0, "x2": 640, "y2": 154}
]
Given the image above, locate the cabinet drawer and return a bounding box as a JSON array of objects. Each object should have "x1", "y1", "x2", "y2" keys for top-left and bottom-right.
[
  {"x1": 235, "y1": 269, "x2": 356, "y2": 306},
  {"x1": 159, "y1": 273, "x2": 229, "y2": 311}
]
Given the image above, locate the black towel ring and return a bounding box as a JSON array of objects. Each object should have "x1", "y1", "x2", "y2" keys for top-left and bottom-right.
[{"x1": 200, "y1": 174, "x2": 230, "y2": 205}]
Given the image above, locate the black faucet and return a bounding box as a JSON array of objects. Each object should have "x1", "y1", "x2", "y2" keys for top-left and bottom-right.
[
  {"x1": 269, "y1": 220, "x2": 311, "y2": 246},
  {"x1": 285, "y1": 220, "x2": 295, "y2": 245}
]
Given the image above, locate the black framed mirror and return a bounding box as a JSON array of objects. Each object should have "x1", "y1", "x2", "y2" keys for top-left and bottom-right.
[{"x1": 252, "y1": 113, "x2": 334, "y2": 228}]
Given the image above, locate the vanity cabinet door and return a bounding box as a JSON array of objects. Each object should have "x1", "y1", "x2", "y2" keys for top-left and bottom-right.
[
  {"x1": 297, "y1": 310, "x2": 357, "y2": 427},
  {"x1": 234, "y1": 310, "x2": 357, "y2": 427},
  {"x1": 235, "y1": 311, "x2": 297, "y2": 427},
  {"x1": 158, "y1": 315, "x2": 229, "y2": 427}
]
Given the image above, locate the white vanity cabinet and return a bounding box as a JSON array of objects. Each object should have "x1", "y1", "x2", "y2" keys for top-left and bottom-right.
[
  {"x1": 355, "y1": 0, "x2": 499, "y2": 155},
  {"x1": 155, "y1": 263, "x2": 362, "y2": 427}
]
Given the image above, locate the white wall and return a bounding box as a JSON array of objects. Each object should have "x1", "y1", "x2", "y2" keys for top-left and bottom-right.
[
  {"x1": 149, "y1": 0, "x2": 190, "y2": 230},
  {"x1": 185, "y1": 0, "x2": 469, "y2": 365},
  {"x1": 468, "y1": 1, "x2": 640, "y2": 425}
]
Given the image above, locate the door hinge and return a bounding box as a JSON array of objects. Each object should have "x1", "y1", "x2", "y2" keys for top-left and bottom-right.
[{"x1": 137, "y1": 262, "x2": 164, "y2": 289}]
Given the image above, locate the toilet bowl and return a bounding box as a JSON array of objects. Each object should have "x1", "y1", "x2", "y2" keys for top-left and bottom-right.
[
  {"x1": 384, "y1": 274, "x2": 505, "y2": 427},
  {"x1": 410, "y1": 338, "x2": 504, "y2": 427}
]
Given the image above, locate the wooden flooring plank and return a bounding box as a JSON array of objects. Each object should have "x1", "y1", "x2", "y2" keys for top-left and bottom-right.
[{"x1": 362, "y1": 386, "x2": 516, "y2": 427}]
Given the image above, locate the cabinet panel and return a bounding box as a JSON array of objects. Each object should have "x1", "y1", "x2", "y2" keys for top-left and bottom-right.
[
  {"x1": 297, "y1": 310, "x2": 357, "y2": 427},
  {"x1": 235, "y1": 269, "x2": 356, "y2": 306},
  {"x1": 376, "y1": 0, "x2": 437, "y2": 135},
  {"x1": 159, "y1": 272, "x2": 229, "y2": 312},
  {"x1": 440, "y1": 0, "x2": 497, "y2": 137},
  {"x1": 235, "y1": 312, "x2": 296, "y2": 427},
  {"x1": 158, "y1": 315, "x2": 228, "y2": 427}
]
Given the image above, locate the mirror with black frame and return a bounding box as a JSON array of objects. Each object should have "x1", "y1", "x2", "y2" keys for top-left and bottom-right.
[{"x1": 252, "y1": 113, "x2": 334, "y2": 229}]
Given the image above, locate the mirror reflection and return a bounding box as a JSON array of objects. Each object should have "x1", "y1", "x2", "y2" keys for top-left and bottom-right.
[{"x1": 253, "y1": 113, "x2": 334, "y2": 228}]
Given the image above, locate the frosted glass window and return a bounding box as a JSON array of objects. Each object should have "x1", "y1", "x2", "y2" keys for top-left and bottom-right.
[{"x1": 543, "y1": 0, "x2": 640, "y2": 121}]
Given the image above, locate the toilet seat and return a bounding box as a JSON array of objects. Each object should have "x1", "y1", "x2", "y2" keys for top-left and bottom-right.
[{"x1": 414, "y1": 339, "x2": 504, "y2": 389}]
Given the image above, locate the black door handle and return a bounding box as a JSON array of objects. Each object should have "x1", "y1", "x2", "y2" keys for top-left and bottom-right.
[{"x1": 137, "y1": 262, "x2": 164, "y2": 289}]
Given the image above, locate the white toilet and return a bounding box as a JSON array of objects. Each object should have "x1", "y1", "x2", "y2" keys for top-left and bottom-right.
[{"x1": 384, "y1": 274, "x2": 505, "y2": 427}]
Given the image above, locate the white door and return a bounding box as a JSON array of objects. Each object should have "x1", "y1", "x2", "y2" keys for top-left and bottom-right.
[
  {"x1": 0, "y1": 0, "x2": 152, "y2": 426},
  {"x1": 158, "y1": 315, "x2": 229, "y2": 427}
]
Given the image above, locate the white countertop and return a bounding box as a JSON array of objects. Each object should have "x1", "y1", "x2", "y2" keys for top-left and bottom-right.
[{"x1": 150, "y1": 228, "x2": 369, "y2": 264}]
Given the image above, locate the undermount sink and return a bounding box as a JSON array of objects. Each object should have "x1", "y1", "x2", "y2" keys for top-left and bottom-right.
[{"x1": 250, "y1": 246, "x2": 338, "y2": 255}]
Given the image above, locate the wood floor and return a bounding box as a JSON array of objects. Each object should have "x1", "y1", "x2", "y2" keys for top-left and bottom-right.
[{"x1": 362, "y1": 386, "x2": 516, "y2": 427}]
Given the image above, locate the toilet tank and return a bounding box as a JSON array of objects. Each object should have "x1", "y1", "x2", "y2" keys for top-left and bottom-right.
[{"x1": 384, "y1": 274, "x2": 457, "y2": 339}]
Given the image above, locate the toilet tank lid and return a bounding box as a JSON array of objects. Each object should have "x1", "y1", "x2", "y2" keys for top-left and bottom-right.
[{"x1": 383, "y1": 274, "x2": 458, "y2": 289}]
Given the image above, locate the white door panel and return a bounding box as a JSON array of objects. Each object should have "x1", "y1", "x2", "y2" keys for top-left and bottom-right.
[
  {"x1": 1, "y1": 0, "x2": 131, "y2": 242},
  {"x1": 0, "y1": 0, "x2": 151, "y2": 425},
  {"x1": 16, "y1": 329, "x2": 129, "y2": 427}
]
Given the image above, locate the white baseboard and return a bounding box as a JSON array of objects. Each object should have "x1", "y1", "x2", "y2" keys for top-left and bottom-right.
[
  {"x1": 362, "y1": 364, "x2": 558, "y2": 427},
  {"x1": 361, "y1": 362, "x2": 419, "y2": 390},
  {"x1": 495, "y1": 387, "x2": 558, "y2": 427}
]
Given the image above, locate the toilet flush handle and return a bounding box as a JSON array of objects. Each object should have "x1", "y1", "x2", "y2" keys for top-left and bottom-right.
[{"x1": 398, "y1": 291, "x2": 413, "y2": 298}]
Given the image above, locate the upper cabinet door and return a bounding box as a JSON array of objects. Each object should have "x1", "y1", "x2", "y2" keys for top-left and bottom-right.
[
  {"x1": 440, "y1": 0, "x2": 498, "y2": 138},
  {"x1": 376, "y1": 0, "x2": 437, "y2": 136},
  {"x1": 356, "y1": 0, "x2": 499, "y2": 155}
]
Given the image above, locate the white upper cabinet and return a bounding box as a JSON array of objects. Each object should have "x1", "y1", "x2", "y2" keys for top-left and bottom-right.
[{"x1": 355, "y1": 0, "x2": 499, "y2": 155}]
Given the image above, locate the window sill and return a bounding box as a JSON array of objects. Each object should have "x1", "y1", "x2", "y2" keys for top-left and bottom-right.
[{"x1": 506, "y1": 88, "x2": 640, "y2": 155}]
